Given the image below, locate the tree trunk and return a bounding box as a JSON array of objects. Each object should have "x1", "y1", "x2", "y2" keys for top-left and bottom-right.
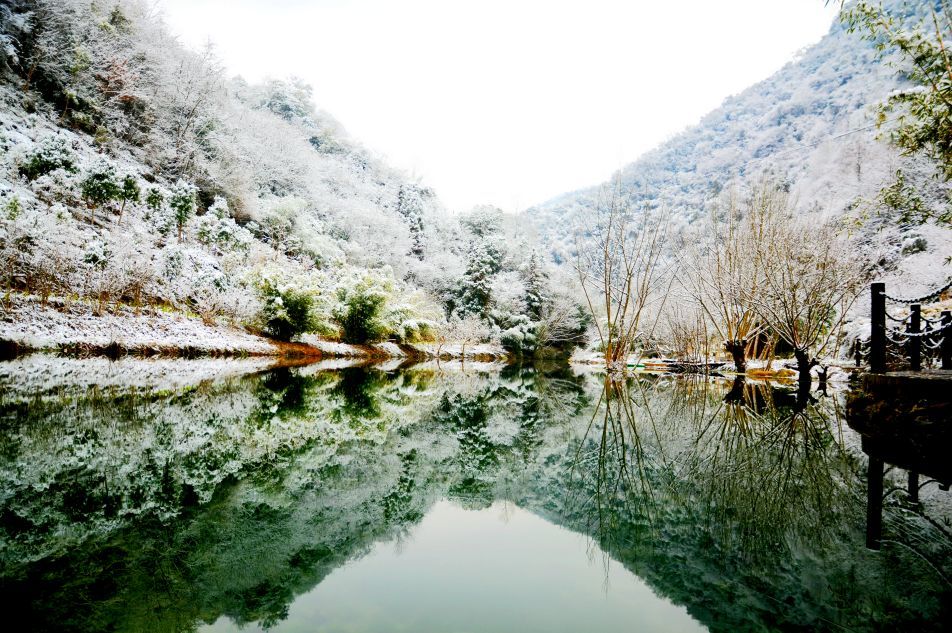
[
  {"x1": 793, "y1": 348, "x2": 815, "y2": 392},
  {"x1": 724, "y1": 339, "x2": 747, "y2": 373},
  {"x1": 794, "y1": 377, "x2": 812, "y2": 414},
  {"x1": 816, "y1": 365, "x2": 831, "y2": 396},
  {"x1": 723, "y1": 376, "x2": 746, "y2": 404}
]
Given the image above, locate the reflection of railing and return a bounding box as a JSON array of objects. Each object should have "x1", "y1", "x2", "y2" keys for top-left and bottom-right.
[
  {"x1": 862, "y1": 437, "x2": 952, "y2": 551},
  {"x1": 869, "y1": 281, "x2": 952, "y2": 372}
]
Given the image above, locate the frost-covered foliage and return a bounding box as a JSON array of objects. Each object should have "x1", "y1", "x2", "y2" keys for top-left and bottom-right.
[
  {"x1": 17, "y1": 134, "x2": 76, "y2": 180},
  {"x1": 844, "y1": 0, "x2": 952, "y2": 224},
  {"x1": 0, "y1": 0, "x2": 590, "y2": 353},
  {"x1": 254, "y1": 267, "x2": 333, "y2": 341},
  {"x1": 79, "y1": 161, "x2": 121, "y2": 221},
  {"x1": 526, "y1": 0, "x2": 952, "y2": 285},
  {"x1": 195, "y1": 196, "x2": 252, "y2": 254},
  {"x1": 443, "y1": 207, "x2": 589, "y2": 356},
  {"x1": 396, "y1": 183, "x2": 428, "y2": 259},
  {"x1": 333, "y1": 268, "x2": 439, "y2": 344}
]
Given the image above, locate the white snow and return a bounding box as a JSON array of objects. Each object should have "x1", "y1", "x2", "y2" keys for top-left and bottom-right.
[
  {"x1": 0, "y1": 295, "x2": 277, "y2": 355},
  {"x1": 0, "y1": 354, "x2": 275, "y2": 403}
]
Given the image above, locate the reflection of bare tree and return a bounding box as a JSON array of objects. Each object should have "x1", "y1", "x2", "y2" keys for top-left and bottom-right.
[
  {"x1": 567, "y1": 374, "x2": 856, "y2": 562},
  {"x1": 566, "y1": 375, "x2": 667, "y2": 552},
  {"x1": 682, "y1": 380, "x2": 854, "y2": 560}
]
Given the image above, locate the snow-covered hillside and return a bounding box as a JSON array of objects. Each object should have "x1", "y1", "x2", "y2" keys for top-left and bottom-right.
[
  {"x1": 526, "y1": 0, "x2": 951, "y2": 295},
  {"x1": 0, "y1": 0, "x2": 585, "y2": 356}
]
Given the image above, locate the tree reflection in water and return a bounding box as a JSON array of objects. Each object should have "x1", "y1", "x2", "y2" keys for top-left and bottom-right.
[
  {"x1": 0, "y1": 358, "x2": 948, "y2": 632},
  {"x1": 564, "y1": 372, "x2": 951, "y2": 630}
]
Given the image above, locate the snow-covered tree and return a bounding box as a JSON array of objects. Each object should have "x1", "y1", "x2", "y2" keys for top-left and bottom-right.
[
  {"x1": 451, "y1": 240, "x2": 498, "y2": 318},
  {"x1": 80, "y1": 162, "x2": 121, "y2": 224},
  {"x1": 520, "y1": 249, "x2": 549, "y2": 320},
  {"x1": 396, "y1": 184, "x2": 427, "y2": 259},
  {"x1": 169, "y1": 180, "x2": 196, "y2": 242}
]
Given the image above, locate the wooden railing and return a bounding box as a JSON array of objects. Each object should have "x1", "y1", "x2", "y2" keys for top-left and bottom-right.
[{"x1": 868, "y1": 281, "x2": 952, "y2": 372}]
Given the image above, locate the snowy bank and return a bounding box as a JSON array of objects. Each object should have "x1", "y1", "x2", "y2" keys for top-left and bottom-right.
[
  {"x1": 0, "y1": 295, "x2": 278, "y2": 356},
  {"x1": 0, "y1": 296, "x2": 511, "y2": 361},
  {"x1": 300, "y1": 336, "x2": 509, "y2": 361}
]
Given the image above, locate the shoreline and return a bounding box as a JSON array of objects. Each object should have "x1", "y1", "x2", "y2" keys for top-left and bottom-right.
[{"x1": 0, "y1": 295, "x2": 509, "y2": 362}]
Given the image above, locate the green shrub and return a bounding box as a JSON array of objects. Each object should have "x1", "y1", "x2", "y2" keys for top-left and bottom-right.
[
  {"x1": 81, "y1": 164, "x2": 121, "y2": 221},
  {"x1": 266, "y1": 289, "x2": 317, "y2": 341},
  {"x1": 19, "y1": 137, "x2": 76, "y2": 180},
  {"x1": 146, "y1": 188, "x2": 163, "y2": 213},
  {"x1": 334, "y1": 270, "x2": 439, "y2": 344},
  {"x1": 5, "y1": 197, "x2": 22, "y2": 220},
  {"x1": 335, "y1": 277, "x2": 389, "y2": 344},
  {"x1": 255, "y1": 271, "x2": 331, "y2": 341},
  {"x1": 498, "y1": 314, "x2": 538, "y2": 356},
  {"x1": 196, "y1": 197, "x2": 252, "y2": 254}
]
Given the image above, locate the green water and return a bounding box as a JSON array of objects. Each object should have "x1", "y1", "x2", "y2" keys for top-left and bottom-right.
[{"x1": 0, "y1": 357, "x2": 949, "y2": 632}]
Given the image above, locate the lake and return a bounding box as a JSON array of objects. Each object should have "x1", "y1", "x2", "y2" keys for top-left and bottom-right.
[{"x1": 0, "y1": 356, "x2": 949, "y2": 632}]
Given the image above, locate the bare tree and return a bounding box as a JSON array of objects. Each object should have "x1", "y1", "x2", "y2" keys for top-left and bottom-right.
[
  {"x1": 665, "y1": 305, "x2": 714, "y2": 365},
  {"x1": 679, "y1": 191, "x2": 764, "y2": 372},
  {"x1": 437, "y1": 315, "x2": 492, "y2": 366},
  {"x1": 533, "y1": 291, "x2": 589, "y2": 352},
  {"x1": 747, "y1": 184, "x2": 869, "y2": 389},
  {"x1": 575, "y1": 181, "x2": 673, "y2": 372}
]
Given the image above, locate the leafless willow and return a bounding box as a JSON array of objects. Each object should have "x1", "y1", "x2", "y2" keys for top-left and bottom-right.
[
  {"x1": 575, "y1": 182, "x2": 673, "y2": 372},
  {"x1": 745, "y1": 185, "x2": 870, "y2": 386},
  {"x1": 678, "y1": 190, "x2": 766, "y2": 372}
]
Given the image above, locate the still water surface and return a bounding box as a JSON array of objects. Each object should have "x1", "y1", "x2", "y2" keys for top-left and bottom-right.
[
  {"x1": 0, "y1": 356, "x2": 949, "y2": 632},
  {"x1": 201, "y1": 500, "x2": 704, "y2": 633}
]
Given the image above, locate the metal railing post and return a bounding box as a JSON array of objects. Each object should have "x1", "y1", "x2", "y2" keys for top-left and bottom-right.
[
  {"x1": 908, "y1": 304, "x2": 921, "y2": 371},
  {"x1": 866, "y1": 456, "x2": 884, "y2": 550},
  {"x1": 870, "y1": 283, "x2": 886, "y2": 373}
]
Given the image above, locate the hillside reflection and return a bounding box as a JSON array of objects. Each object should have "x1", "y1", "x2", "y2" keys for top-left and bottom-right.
[{"x1": 0, "y1": 357, "x2": 949, "y2": 632}]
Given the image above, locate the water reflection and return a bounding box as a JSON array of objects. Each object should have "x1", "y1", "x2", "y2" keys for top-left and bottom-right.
[
  {"x1": 847, "y1": 386, "x2": 952, "y2": 560},
  {"x1": 0, "y1": 357, "x2": 949, "y2": 632}
]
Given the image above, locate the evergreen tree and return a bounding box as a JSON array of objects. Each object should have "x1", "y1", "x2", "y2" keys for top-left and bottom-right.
[
  {"x1": 80, "y1": 163, "x2": 121, "y2": 224},
  {"x1": 396, "y1": 185, "x2": 426, "y2": 259},
  {"x1": 169, "y1": 180, "x2": 196, "y2": 242},
  {"x1": 455, "y1": 239, "x2": 502, "y2": 318},
  {"x1": 117, "y1": 174, "x2": 140, "y2": 224},
  {"x1": 520, "y1": 249, "x2": 550, "y2": 320},
  {"x1": 145, "y1": 188, "x2": 163, "y2": 214}
]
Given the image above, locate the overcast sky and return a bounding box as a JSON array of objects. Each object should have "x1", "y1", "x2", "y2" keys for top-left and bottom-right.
[{"x1": 159, "y1": 0, "x2": 839, "y2": 212}]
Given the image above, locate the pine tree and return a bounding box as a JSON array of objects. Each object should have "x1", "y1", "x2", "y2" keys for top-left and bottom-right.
[
  {"x1": 520, "y1": 249, "x2": 549, "y2": 320},
  {"x1": 169, "y1": 180, "x2": 196, "y2": 242},
  {"x1": 116, "y1": 174, "x2": 140, "y2": 224},
  {"x1": 396, "y1": 185, "x2": 426, "y2": 259},
  {"x1": 456, "y1": 240, "x2": 502, "y2": 318},
  {"x1": 80, "y1": 163, "x2": 120, "y2": 224}
]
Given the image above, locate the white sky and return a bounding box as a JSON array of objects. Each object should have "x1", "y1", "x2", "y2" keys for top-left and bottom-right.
[{"x1": 158, "y1": 0, "x2": 840, "y2": 212}]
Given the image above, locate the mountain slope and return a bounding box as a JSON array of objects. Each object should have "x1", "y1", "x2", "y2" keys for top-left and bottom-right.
[
  {"x1": 0, "y1": 0, "x2": 583, "y2": 355},
  {"x1": 526, "y1": 0, "x2": 951, "y2": 290}
]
